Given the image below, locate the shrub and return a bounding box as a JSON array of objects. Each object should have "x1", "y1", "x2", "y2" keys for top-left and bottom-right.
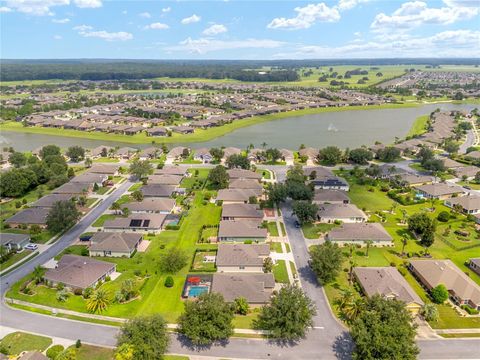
[
  {"x1": 82, "y1": 287, "x2": 93, "y2": 299},
  {"x1": 56, "y1": 289, "x2": 70, "y2": 302},
  {"x1": 437, "y1": 211, "x2": 450, "y2": 222},
  {"x1": 75, "y1": 339, "x2": 82, "y2": 348},
  {"x1": 46, "y1": 345, "x2": 64, "y2": 359},
  {"x1": 164, "y1": 276, "x2": 174, "y2": 288},
  {"x1": 461, "y1": 305, "x2": 479, "y2": 315},
  {"x1": 73, "y1": 288, "x2": 83, "y2": 296},
  {"x1": 431, "y1": 284, "x2": 449, "y2": 304},
  {"x1": 244, "y1": 240, "x2": 253, "y2": 244}
]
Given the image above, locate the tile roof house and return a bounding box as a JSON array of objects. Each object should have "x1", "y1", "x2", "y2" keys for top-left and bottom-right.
[
  {"x1": 221, "y1": 203, "x2": 264, "y2": 221},
  {"x1": 298, "y1": 147, "x2": 319, "y2": 165},
  {"x1": 415, "y1": 183, "x2": 465, "y2": 200},
  {"x1": 454, "y1": 166, "x2": 480, "y2": 180},
  {"x1": 211, "y1": 273, "x2": 275, "y2": 304},
  {"x1": 326, "y1": 223, "x2": 393, "y2": 246},
  {"x1": 313, "y1": 189, "x2": 350, "y2": 204},
  {"x1": 216, "y1": 243, "x2": 270, "y2": 272},
  {"x1": 103, "y1": 214, "x2": 167, "y2": 233},
  {"x1": 316, "y1": 203, "x2": 367, "y2": 223},
  {"x1": 354, "y1": 267, "x2": 424, "y2": 315},
  {"x1": 18, "y1": 352, "x2": 48, "y2": 360},
  {"x1": 445, "y1": 195, "x2": 480, "y2": 214},
  {"x1": 124, "y1": 198, "x2": 175, "y2": 214},
  {"x1": 193, "y1": 148, "x2": 213, "y2": 163},
  {"x1": 218, "y1": 220, "x2": 268, "y2": 242},
  {"x1": 44, "y1": 254, "x2": 116, "y2": 290},
  {"x1": 89, "y1": 232, "x2": 142, "y2": 258},
  {"x1": 409, "y1": 259, "x2": 480, "y2": 310},
  {"x1": 166, "y1": 147, "x2": 189, "y2": 164},
  {"x1": 280, "y1": 149, "x2": 294, "y2": 165},
  {"x1": 5, "y1": 207, "x2": 50, "y2": 228},
  {"x1": 0, "y1": 233, "x2": 31, "y2": 251}
]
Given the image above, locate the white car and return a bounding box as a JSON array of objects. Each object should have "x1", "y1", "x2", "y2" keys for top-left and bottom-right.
[{"x1": 24, "y1": 243, "x2": 38, "y2": 251}]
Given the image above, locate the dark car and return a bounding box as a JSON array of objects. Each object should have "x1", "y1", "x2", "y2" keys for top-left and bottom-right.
[{"x1": 294, "y1": 220, "x2": 301, "y2": 228}]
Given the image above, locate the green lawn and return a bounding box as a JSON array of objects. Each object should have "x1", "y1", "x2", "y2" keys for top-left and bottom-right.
[
  {"x1": 180, "y1": 169, "x2": 210, "y2": 190},
  {"x1": 191, "y1": 251, "x2": 216, "y2": 271},
  {"x1": 407, "y1": 115, "x2": 429, "y2": 137},
  {"x1": 279, "y1": 222, "x2": 286, "y2": 236},
  {"x1": 92, "y1": 214, "x2": 116, "y2": 227},
  {"x1": 273, "y1": 260, "x2": 289, "y2": 284},
  {"x1": 270, "y1": 241, "x2": 283, "y2": 253},
  {"x1": 93, "y1": 157, "x2": 119, "y2": 163},
  {"x1": 0, "y1": 332, "x2": 52, "y2": 355},
  {"x1": 257, "y1": 169, "x2": 271, "y2": 179},
  {"x1": 429, "y1": 304, "x2": 480, "y2": 329},
  {"x1": 95, "y1": 186, "x2": 110, "y2": 195},
  {"x1": 266, "y1": 222, "x2": 279, "y2": 237},
  {"x1": 68, "y1": 344, "x2": 115, "y2": 360},
  {"x1": 289, "y1": 261, "x2": 297, "y2": 277},
  {"x1": 302, "y1": 223, "x2": 337, "y2": 239},
  {"x1": 128, "y1": 183, "x2": 143, "y2": 192},
  {"x1": 233, "y1": 312, "x2": 259, "y2": 329},
  {"x1": 0, "y1": 250, "x2": 33, "y2": 271}
]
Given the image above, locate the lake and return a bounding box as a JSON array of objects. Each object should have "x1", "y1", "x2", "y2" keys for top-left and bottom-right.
[{"x1": 0, "y1": 103, "x2": 476, "y2": 152}]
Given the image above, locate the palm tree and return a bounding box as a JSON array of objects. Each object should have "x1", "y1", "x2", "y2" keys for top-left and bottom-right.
[
  {"x1": 122, "y1": 207, "x2": 131, "y2": 217},
  {"x1": 365, "y1": 240, "x2": 373, "y2": 257},
  {"x1": 342, "y1": 297, "x2": 365, "y2": 324},
  {"x1": 111, "y1": 202, "x2": 121, "y2": 215},
  {"x1": 86, "y1": 288, "x2": 110, "y2": 313},
  {"x1": 401, "y1": 209, "x2": 408, "y2": 224},
  {"x1": 261, "y1": 142, "x2": 267, "y2": 149},
  {"x1": 84, "y1": 157, "x2": 93, "y2": 168},
  {"x1": 32, "y1": 265, "x2": 44, "y2": 284},
  {"x1": 348, "y1": 259, "x2": 357, "y2": 285},
  {"x1": 401, "y1": 236, "x2": 408, "y2": 256},
  {"x1": 390, "y1": 202, "x2": 397, "y2": 215},
  {"x1": 334, "y1": 288, "x2": 354, "y2": 312}
]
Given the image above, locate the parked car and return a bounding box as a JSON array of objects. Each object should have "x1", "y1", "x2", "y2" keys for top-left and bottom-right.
[
  {"x1": 24, "y1": 243, "x2": 38, "y2": 251},
  {"x1": 294, "y1": 220, "x2": 301, "y2": 228}
]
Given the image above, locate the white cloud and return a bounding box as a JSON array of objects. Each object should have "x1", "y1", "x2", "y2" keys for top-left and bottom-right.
[
  {"x1": 167, "y1": 37, "x2": 284, "y2": 54},
  {"x1": 202, "y1": 24, "x2": 227, "y2": 36},
  {"x1": 0, "y1": 6, "x2": 12, "y2": 12},
  {"x1": 162, "y1": 6, "x2": 171, "y2": 13},
  {"x1": 144, "y1": 22, "x2": 169, "y2": 30},
  {"x1": 3, "y1": 0, "x2": 69, "y2": 16},
  {"x1": 181, "y1": 14, "x2": 201, "y2": 24},
  {"x1": 267, "y1": 3, "x2": 340, "y2": 30},
  {"x1": 53, "y1": 34, "x2": 62, "y2": 40},
  {"x1": 139, "y1": 11, "x2": 151, "y2": 18},
  {"x1": 443, "y1": 0, "x2": 480, "y2": 7},
  {"x1": 336, "y1": 0, "x2": 370, "y2": 11},
  {"x1": 371, "y1": 1, "x2": 479, "y2": 32},
  {"x1": 122, "y1": 10, "x2": 127, "y2": 14},
  {"x1": 74, "y1": 25, "x2": 132, "y2": 41},
  {"x1": 73, "y1": 0, "x2": 102, "y2": 8},
  {"x1": 52, "y1": 17, "x2": 70, "y2": 23}
]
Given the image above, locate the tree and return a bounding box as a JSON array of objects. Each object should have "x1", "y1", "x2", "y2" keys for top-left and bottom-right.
[
  {"x1": 431, "y1": 284, "x2": 449, "y2": 304},
  {"x1": 39, "y1": 145, "x2": 61, "y2": 159},
  {"x1": 267, "y1": 183, "x2": 287, "y2": 205},
  {"x1": 122, "y1": 207, "x2": 131, "y2": 217},
  {"x1": 263, "y1": 257, "x2": 274, "y2": 273},
  {"x1": 129, "y1": 159, "x2": 152, "y2": 179},
  {"x1": 131, "y1": 190, "x2": 144, "y2": 202},
  {"x1": 443, "y1": 140, "x2": 459, "y2": 155},
  {"x1": 225, "y1": 154, "x2": 250, "y2": 169},
  {"x1": 309, "y1": 241, "x2": 343, "y2": 284},
  {"x1": 401, "y1": 236, "x2": 408, "y2": 256},
  {"x1": 66, "y1": 146, "x2": 85, "y2": 162},
  {"x1": 178, "y1": 292, "x2": 234, "y2": 345},
  {"x1": 349, "y1": 148, "x2": 373, "y2": 165},
  {"x1": 159, "y1": 248, "x2": 188, "y2": 273},
  {"x1": 84, "y1": 157, "x2": 93, "y2": 168},
  {"x1": 286, "y1": 182, "x2": 313, "y2": 201},
  {"x1": 317, "y1": 146, "x2": 343, "y2": 166},
  {"x1": 421, "y1": 303, "x2": 439, "y2": 322},
  {"x1": 111, "y1": 201, "x2": 121, "y2": 214},
  {"x1": 209, "y1": 147, "x2": 224, "y2": 162},
  {"x1": 376, "y1": 147, "x2": 401, "y2": 162},
  {"x1": 351, "y1": 295, "x2": 419, "y2": 360},
  {"x1": 207, "y1": 165, "x2": 229, "y2": 189},
  {"x1": 55, "y1": 348, "x2": 77, "y2": 360},
  {"x1": 292, "y1": 201, "x2": 318, "y2": 224},
  {"x1": 46, "y1": 200, "x2": 81, "y2": 234},
  {"x1": 86, "y1": 288, "x2": 110, "y2": 313},
  {"x1": 365, "y1": 239, "x2": 373, "y2": 257},
  {"x1": 32, "y1": 265, "x2": 44, "y2": 284},
  {"x1": 474, "y1": 171, "x2": 480, "y2": 184},
  {"x1": 116, "y1": 314, "x2": 169, "y2": 360},
  {"x1": 0, "y1": 168, "x2": 33, "y2": 197},
  {"x1": 334, "y1": 288, "x2": 365, "y2": 324},
  {"x1": 8, "y1": 152, "x2": 26, "y2": 168},
  {"x1": 265, "y1": 148, "x2": 281, "y2": 163},
  {"x1": 420, "y1": 220, "x2": 436, "y2": 250},
  {"x1": 255, "y1": 285, "x2": 316, "y2": 341},
  {"x1": 233, "y1": 297, "x2": 249, "y2": 315},
  {"x1": 408, "y1": 213, "x2": 436, "y2": 238}
]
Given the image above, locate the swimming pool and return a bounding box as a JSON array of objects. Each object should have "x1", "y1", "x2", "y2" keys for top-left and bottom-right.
[{"x1": 188, "y1": 285, "x2": 209, "y2": 298}]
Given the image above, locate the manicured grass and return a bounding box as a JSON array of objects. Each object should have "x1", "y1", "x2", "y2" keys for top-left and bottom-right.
[
  {"x1": 270, "y1": 241, "x2": 283, "y2": 253},
  {"x1": 92, "y1": 214, "x2": 116, "y2": 227},
  {"x1": 55, "y1": 245, "x2": 88, "y2": 260},
  {"x1": 458, "y1": 181, "x2": 480, "y2": 190},
  {"x1": 257, "y1": 169, "x2": 271, "y2": 179},
  {"x1": 181, "y1": 168, "x2": 210, "y2": 190},
  {"x1": 93, "y1": 157, "x2": 119, "y2": 163},
  {"x1": 279, "y1": 222, "x2": 286, "y2": 236},
  {"x1": 164, "y1": 355, "x2": 190, "y2": 360},
  {"x1": 0, "y1": 332, "x2": 52, "y2": 355},
  {"x1": 0, "y1": 250, "x2": 33, "y2": 271},
  {"x1": 128, "y1": 183, "x2": 142, "y2": 192},
  {"x1": 285, "y1": 243, "x2": 291, "y2": 252},
  {"x1": 266, "y1": 222, "x2": 279, "y2": 237},
  {"x1": 289, "y1": 261, "x2": 297, "y2": 277},
  {"x1": 191, "y1": 251, "x2": 216, "y2": 271},
  {"x1": 0, "y1": 103, "x2": 420, "y2": 145},
  {"x1": 273, "y1": 260, "x2": 289, "y2": 284},
  {"x1": 407, "y1": 115, "x2": 429, "y2": 137},
  {"x1": 95, "y1": 186, "x2": 110, "y2": 195},
  {"x1": 302, "y1": 223, "x2": 337, "y2": 239},
  {"x1": 68, "y1": 344, "x2": 114, "y2": 360},
  {"x1": 429, "y1": 304, "x2": 480, "y2": 329},
  {"x1": 233, "y1": 313, "x2": 259, "y2": 329},
  {"x1": 439, "y1": 333, "x2": 480, "y2": 338}
]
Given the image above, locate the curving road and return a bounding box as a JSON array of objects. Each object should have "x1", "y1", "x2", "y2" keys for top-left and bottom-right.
[{"x1": 1, "y1": 169, "x2": 480, "y2": 359}]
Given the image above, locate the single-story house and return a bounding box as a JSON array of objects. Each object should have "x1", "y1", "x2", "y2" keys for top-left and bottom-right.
[
  {"x1": 193, "y1": 148, "x2": 213, "y2": 163},
  {"x1": 166, "y1": 147, "x2": 189, "y2": 164},
  {"x1": 138, "y1": 147, "x2": 161, "y2": 161},
  {"x1": 124, "y1": 197, "x2": 175, "y2": 214},
  {"x1": 415, "y1": 183, "x2": 465, "y2": 200},
  {"x1": 90, "y1": 145, "x2": 115, "y2": 158},
  {"x1": 304, "y1": 166, "x2": 334, "y2": 179},
  {"x1": 310, "y1": 176, "x2": 350, "y2": 191},
  {"x1": 44, "y1": 254, "x2": 116, "y2": 290},
  {"x1": 221, "y1": 203, "x2": 264, "y2": 221},
  {"x1": 326, "y1": 222, "x2": 393, "y2": 246},
  {"x1": 147, "y1": 174, "x2": 183, "y2": 186},
  {"x1": 227, "y1": 169, "x2": 262, "y2": 180},
  {"x1": 468, "y1": 258, "x2": 480, "y2": 276},
  {"x1": 393, "y1": 173, "x2": 434, "y2": 187},
  {"x1": 218, "y1": 220, "x2": 268, "y2": 242},
  {"x1": 409, "y1": 259, "x2": 480, "y2": 310},
  {"x1": 280, "y1": 149, "x2": 294, "y2": 166},
  {"x1": 445, "y1": 195, "x2": 480, "y2": 214},
  {"x1": 222, "y1": 147, "x2": 242, "y2": 163},
  {"x1": 216, "y1": 189, "x2": 261, "y2": 204},
  {"x1": 454, "y1": 166, "x2": 480, "y2": 180},
  {"x1": 354, "y1": 267, "x2": 424, "y2": 315},
  {"x1": 70, "y1": 173, "x2": 108, "y2": 187},
  {"x1": 154, "y1": 166, "x2": 188, "y2": 177},
  {"x1": 313, "y1": 189, "x2": 350, "y2": 204},
  {"x1": 465, "y1": 150, "x2": 480, "y2": 161},
  {"x1": 18, "y1": 351, "x2": 48, "y2": 360},
  {"x1": 5, "y1": 207, "x2": 50, "y2": 228},
  {"x1": 103, "y1": 213, "x2": 167, "y2": 233},
  {"x1": 31, "y1": 194, "x2": 75, "y2": 208},
  {"x1": 146, "y1": 127, "x2": 168, "y2": 137},
  {"x1": 86, "y1": 164, "x2": 120, "y2": 176},
  {"x1": 52, "y1": 182, "x2": 93, "y2": 195},
  {"x1": 89, "y1": 232, "x2": 142, "y2": 258},
  {"x1": 211, "y1": 273, "x2": 275, "y2": 304},
  {"x1": 141, "y1": 184, "x2": 177, "y2": 198},
  {"x1": 229, "y1": 179, "x2": 263, "y2": 192},
  {"x1": 298, "y1": 147, "x2": 319, "y2": 165},
  {"x1": 0, "y1": 233, "x2": 31, "y2": 251},
  {"x1": 316, "y1": 203, "x2": 367, "y2": 223},
  {"x1": 216, "y1": 243, "x2": 270, "y2": 273},
  {"x1": 116, "y1": 147, "x2": 137, "y2": 160}
]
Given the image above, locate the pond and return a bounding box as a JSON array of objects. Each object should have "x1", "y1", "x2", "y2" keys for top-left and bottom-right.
[{"x1": 0, "y1": 103, "x2": 476, "y2": 152}]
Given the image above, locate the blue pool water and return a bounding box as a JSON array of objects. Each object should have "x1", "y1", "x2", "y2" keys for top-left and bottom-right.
[{"x1": 188, "y1": 286, "x2": 209, "y2": 298}]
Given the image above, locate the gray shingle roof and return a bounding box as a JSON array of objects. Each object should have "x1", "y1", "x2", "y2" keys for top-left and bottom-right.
[
  {"x1": 90, "y1": 232, "x2": 142, "y2": 253},
  {"x1": 211, "y1": 273, "x2": 275, "y2": 303},
  {"x1": 327, "y1": 223, "x2": 392, "y2": 242},
  {"x1": 218, "y1": 220, "x2": 267, "y2": 239},
  {"x1": 222, "y1": 203, "x2": 263, "y2": 219},
  {"x1": 125, "y1": 198, "x2": 175, "y2": 212},
  {"x1": 216, "y1": 244, "x2": 270, "y2": 267},
  {"x1": 5, "y1": 207, "x2": 50, "y2": 225}
]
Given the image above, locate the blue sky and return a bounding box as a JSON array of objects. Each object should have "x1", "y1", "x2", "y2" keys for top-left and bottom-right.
[{"x1": 0, "y1": 0, "x2": 479, "y2": 59}]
